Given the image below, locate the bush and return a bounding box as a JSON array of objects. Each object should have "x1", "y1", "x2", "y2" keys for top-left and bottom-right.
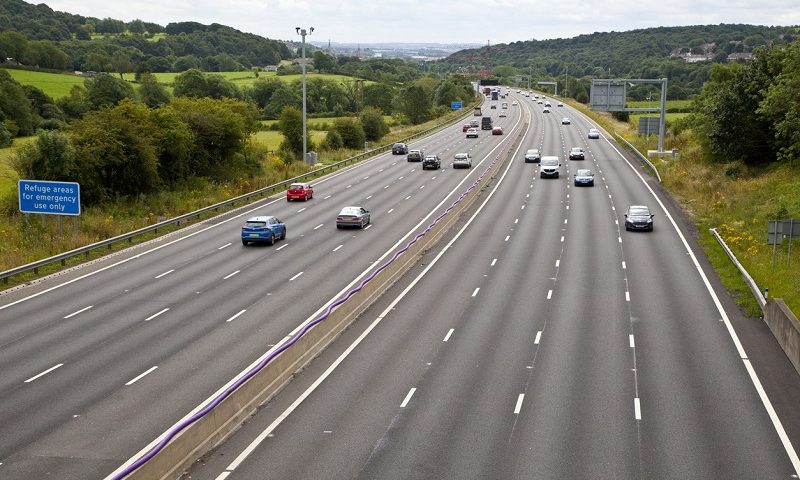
[
  {"x1": 333, "y1": 117, "x2": 366, "y2": 149},
  {"x1": 321, "y1": 130, "x2": 343, "y2": 150},
  {"x1": 0, "y1": 123, "x2": 11, "y2": 147},
  {"x1": 359, "y1": 107, "x2": 389, "y2": 141}
]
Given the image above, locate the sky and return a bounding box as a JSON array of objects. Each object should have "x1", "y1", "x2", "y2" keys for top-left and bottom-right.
[{"x1": 42, "y1": 0, "x2": 800, "y2": 45}]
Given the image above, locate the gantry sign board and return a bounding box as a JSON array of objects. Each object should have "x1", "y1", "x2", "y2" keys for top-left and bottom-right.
[
  {"x1": 638, "y1": 117, "x2": 661, "y2": 135},
  {"x1": 590, "y1": 80, "x2": 626, "y2": 111},
  {"x1": 19, "y1": 180, "x2": 81, "y2": 215}
]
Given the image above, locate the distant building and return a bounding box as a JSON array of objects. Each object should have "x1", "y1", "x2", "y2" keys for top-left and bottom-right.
[
  {"x1": 264, "y1": 65, "x2": 278, "y2": 71},
  {"x1": 728, "y1": 52, "x2": 755, "y2": 61}
]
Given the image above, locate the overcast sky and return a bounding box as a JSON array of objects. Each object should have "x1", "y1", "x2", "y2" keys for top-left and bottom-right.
[{"x1": 42, "y1": 0, "x2": 800, "y2": 45}]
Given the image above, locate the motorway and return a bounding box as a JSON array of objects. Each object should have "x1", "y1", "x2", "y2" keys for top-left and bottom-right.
[{"x1": 2, "y1": 90, "x2": 800, "y2": 479}]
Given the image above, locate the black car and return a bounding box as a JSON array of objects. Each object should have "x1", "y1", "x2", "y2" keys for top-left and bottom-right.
[
  {"x1": 407, "y1": 149, "x2": 423, "y2": 162},
  {"x1": 422, "y1": 154, "x2": 441, "y2": 170},
  {"x1": 624, "y1": 205, "x2": 654, "y2": 231},
  {"x1": 392, "y1": 143, "x2": 408, "y2": 155}
]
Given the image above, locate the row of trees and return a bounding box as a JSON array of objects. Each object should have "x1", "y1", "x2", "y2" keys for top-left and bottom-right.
[
  {"x1": 690, "y1": 39, "x2": 800, "y2": 165},
  {"x1": 12, "y1": 97, "x2": 260, "y2": 205},
  {"x1": 444, "y1": 25, "x2": 797, "y2": 100}
]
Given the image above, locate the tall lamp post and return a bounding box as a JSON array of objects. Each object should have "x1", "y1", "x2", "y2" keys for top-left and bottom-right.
[{"x1": 296, "y1": 26, "x2": 314, "y2": 164}]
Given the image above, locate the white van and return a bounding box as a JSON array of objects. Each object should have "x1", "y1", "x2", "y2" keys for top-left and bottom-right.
[{"x1": 539, "y1": 156, "x2": 561, "y2": 178}]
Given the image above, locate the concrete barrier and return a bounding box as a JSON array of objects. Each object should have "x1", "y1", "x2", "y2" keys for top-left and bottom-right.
[
  {"x1": 764, "y1": 299, "x2": 800, "y2": 376},
  {"x1": 120, "y1": 125, "x2": 527, "y2": 480}
]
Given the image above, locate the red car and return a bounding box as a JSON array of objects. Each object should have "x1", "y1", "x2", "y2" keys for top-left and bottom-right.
[
  {"x1": 462, "y1": 124, "x2": 472, "y2": 132},
  {"x1": 286, "y1": 182, "x2": 313, "y2": 201}
]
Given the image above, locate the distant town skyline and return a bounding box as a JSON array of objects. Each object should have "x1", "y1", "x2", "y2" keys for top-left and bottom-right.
[{"x1": 42, "y1": 0, "x2": 800, "y2": 45}]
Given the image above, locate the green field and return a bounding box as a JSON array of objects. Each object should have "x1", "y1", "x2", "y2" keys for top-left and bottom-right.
[
  {"x1": 2, "y1": 69, "x2": 85, "y2": 99},
  {"x1": 626, "y1": 99, "x2": 693, "y2": 111},
  {"x1": 121, "y1": 71, "x2": 368, "y2": 87},
  {"x1": 251, "y1": 130, "x2": 327, "y2": 151}
]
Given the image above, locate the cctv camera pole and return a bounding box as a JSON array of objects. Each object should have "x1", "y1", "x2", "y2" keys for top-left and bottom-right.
[{"x1": 296, "y1": 27, "x2": 314, "y2": 164}]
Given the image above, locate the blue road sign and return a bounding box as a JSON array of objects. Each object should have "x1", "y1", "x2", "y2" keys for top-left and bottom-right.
[
  {"x1": 451, "y1": 101, "x2": 463, "y2": 110},
  {"x1": 19, "y1": 180, "x2": 81, "y2": 216}
]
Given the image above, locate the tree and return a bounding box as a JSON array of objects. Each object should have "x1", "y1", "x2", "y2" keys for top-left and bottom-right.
[
  {"x1": 363, "y1": 83, "x2": 395, "y2": 114},
  {"x1": 333, "y1": 117, "x2": 365, "y2": 149},
  {"x1": 56, "y1": 85, "x2": 91, "y2": 119},
  {"x1": 359, "y1": 106, "x2": 389, "y2": 141},
  {"x1": 277, "y1": 106, "x2": 305, "y2": 160},
  {"x1": 138, "y1": 72, "x2": 171, "y2": 107},
  {"x1": 0, "y1": 69, "x2": 35, "y2": 136},
  {"x1": 69, "y1": 100, "x2": 161, "y2": 203},
  {"x1": 172, "y1": 68, "x2": 208, "y2": 97},
  {"x1": 757, "y1": 39, "x2": 800, "y2": 163},
  {"x1": 312, "y1": 51, "x2": 335, "y2": 73},
  {"x1": 111, "y1": 50, "x2": 136, "y2": 80},
  {"x1": 11, "y1": 130, "x2": 77, "y2": 182},
  {"x1": 167, "y1": 97, "x2": 255, "y2": 177},
  {"x1": 84, "y1": 74, "x2": 136, "y2": 109},
  {"x1": 150, "y1": 107, "x2": 194, "y2": 183},
  {"x1": 128, "y1": 19, "x2": 146, "y2": 35},
  {"x1": 395, "y1": 84, "x2": 430, "y2": 124}
]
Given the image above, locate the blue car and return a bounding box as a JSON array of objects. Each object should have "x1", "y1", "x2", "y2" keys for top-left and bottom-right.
[{"x1": 241, "y1": 216, "x2": 286, "y2": 246}]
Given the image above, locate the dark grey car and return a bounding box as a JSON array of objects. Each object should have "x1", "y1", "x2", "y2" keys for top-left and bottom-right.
[{"x1": 624, "y1": 205, "x2": 654, "y2": 231}]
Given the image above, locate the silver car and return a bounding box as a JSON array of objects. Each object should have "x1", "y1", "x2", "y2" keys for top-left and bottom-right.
[
  {"x1": 453, "y1": 153, "x2": 472, "y2": 169},
  {"x1": 524, "y1": 149, "x2": 541, "y2": 163},
  {"x1": 588, "y1": 128, "x2": 601, "y2": 139},
  {"x1": 336, "y1": 206, "x2": 370, "y2": 229}
]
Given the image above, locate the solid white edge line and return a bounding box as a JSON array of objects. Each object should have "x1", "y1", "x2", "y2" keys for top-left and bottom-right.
[
  {"x1": 634, "y1": 397, "x2": 642, "y2": 420},
  {"x1": 144, "y1": 308, "x2": 169, "y2": 322},
  {"x1": 443, "y1": 328, "x2": 454, "y2": 342},
  {"x1": 24, "y1": 363, "x2": 64, "y2": 383},
  {"x1": 64, "y1": 305, "x2": 92, "y2": 319},
  {"x1": 223, "y1": 270, "x2": 240, "y2": 280},
  {"x1": 514, "y1": 394, "x2": 525, "y2": 414},
  {"x1": 289, "y1": 272, "x2": 304, "y2": 282},
  {"x1": 107, "y1": 96, "x2": 530, "y2": 480},
  {"x1": 400, "y1": 388, "x2": 417, "y2": 408},
  {"x1": 472, "y1": 288, "x2": 480, "y2": 297},
  {"x1": 534, "y1": 331, "x2": 542, "y2": 345},
  {"x1": 579, "y1": 108, "x2": 800, "y2": 474},
  {"x1": 125, "y1": 366, "x2": 158, "y2": 386},
  {"x1": 226, "y1": 309, "x2": 247, "y2": 323}
]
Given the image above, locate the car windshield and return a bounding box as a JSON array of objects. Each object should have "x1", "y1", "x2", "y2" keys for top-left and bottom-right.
[
  {"x1": 576, "y1": 170, "x2": 592, "y2": 176},
  {"x1": 541, "y1": 159, "x2": 558, "y2": 166},
  {"x1": 629, "y1": 207, "x2": 650, "y2": 216},
  {"x1": 571, "y1": 148, "x2": 582, "y2": 152}
]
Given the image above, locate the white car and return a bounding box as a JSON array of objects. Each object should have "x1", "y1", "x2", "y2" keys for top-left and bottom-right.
[
  {"x1": 542, "y1": 107, "x2": 550, "y2": 113},
  {"x1": 561, "y1": 117, "x2": 571, "y2": 125},
  {"x1": 499, "y1": 110, "x2": 507, "y2": 117},
  {"x1": 512, "y1": 101, "x2": 518, "y2": 106},
  {"x1": 588, "y1": 128, "x2": 601, "y2": 139},
  {"x1": 466, "y1": 128, "x2": 479, "y2": 138},
  {"x1": 453, "y1": 153, "x2": 472, "y2": 169}
]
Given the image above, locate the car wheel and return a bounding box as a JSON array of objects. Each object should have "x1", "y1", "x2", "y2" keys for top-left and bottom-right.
[
  {"x1": 268, "y1": 234, "x2": 275, "y2": 246},
  {"x1": 360, "y1": 219, "x2": 365, "y2": 229},
  {"x1": 281, "y1": 228, "x2": 287, "y2": 240},
  {"x1": 242, "y1": 239, "x2": 248, "y2": 246},
  {"x1": 337, "y1": 224, "x2": 342, "y2": 229},
  {"x1": 625, "y1": 225, "x2": 630, "y2": 231}
]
